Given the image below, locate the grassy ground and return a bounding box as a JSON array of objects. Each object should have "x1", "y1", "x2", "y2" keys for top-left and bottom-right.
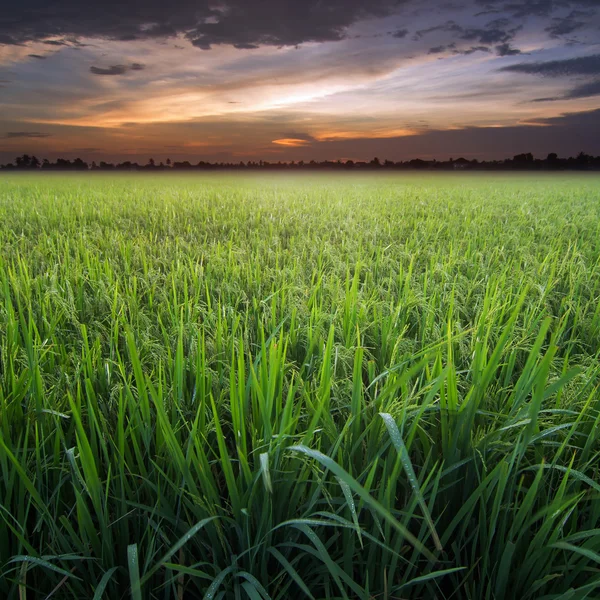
[{"x1": 1, "y1": 173, "x2": 600, "y2": 599}]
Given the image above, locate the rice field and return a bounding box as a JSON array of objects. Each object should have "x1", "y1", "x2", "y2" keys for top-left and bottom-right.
[{"x1": 1, "y1": 172, "x2": 600, "y2": 599}]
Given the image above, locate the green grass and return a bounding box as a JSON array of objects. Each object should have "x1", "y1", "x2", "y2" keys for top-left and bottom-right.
[{"x1": 1, "y1": 172, "x2": 600, "y2": 599}]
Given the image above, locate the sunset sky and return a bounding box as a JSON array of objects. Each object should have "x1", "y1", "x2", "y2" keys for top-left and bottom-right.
[{"x1": 1, "y1": 0, "x2": 599, "y2": 163}]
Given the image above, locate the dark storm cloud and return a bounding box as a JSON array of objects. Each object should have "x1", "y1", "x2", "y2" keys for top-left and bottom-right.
[
  {"x1": 0, "y1": 0, "x2": 407, "y2": 49},
  {"x1": 3, "y1": 0, "x2": 594, "y2": 55},
  {"x1": 185, "y1": 1, "x2": 404, "y2": 49},
  {"x1": 90, "y1": 63, "x2": 146, "y2": 75},
  {"x1": 5, "y1": 131, "x2": 51, "y2": 138},
  {"x1": 500, "y1": 54, "x2": 600, "y2": 77}
]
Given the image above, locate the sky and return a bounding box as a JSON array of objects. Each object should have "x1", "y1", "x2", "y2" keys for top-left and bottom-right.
[{"x1": 0, "y1": 0, "x2": 599, "y2": 163}]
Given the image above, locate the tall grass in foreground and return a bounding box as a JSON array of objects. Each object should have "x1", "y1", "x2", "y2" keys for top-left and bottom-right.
[{"x1": 1, "y1": 173, "x2": 600, "y2": 599}]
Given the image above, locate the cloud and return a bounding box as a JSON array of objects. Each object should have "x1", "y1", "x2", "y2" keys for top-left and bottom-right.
[
  {"x1": 455, "y1": 45, "x2": 491, "y2": 55},
  {"x1": 4, "y1": 107, "x2": 600, "y2": 163},
  {"x1": 392, "y1": 29, "x2": 409, "y2": 39},
  {"x1": 415, "y1": 20, "x2": 463, "y2": 39},
  {"x1": 28, "y1": 54, "x2": 47, "y2": 59},
  {"x1": 274, "y1": 107, "x2": 600, "y2": 160},
  {"x1": 500, "y1": 53, "x2": 600, "y2": 76},
  {"x1": 428, "y1": 45, "x2": 450, "y2": 54},
  {"x1": 90, "y1": 63, "x2": 145, "y2": 75},
  {"x1": 68, "y1": 147, "x2": 101, "y2": 153},
  {"x1": 475, "y1": 1, "x2": 597, "y2": 19},
  {"x1": 90, "y1": 65, "x2": 128, "y2": 75},
  {"x1": 491, "y1": 2, "x2": 557, "y2": 18},
  {"x1": 415, "y1": 14, "x2": 521, "y2": 53},
  {"x1": 525, "y1": 106, "x2": 600, "y2": 126},
  {"x1": 5, "y1": 131, "x2": 51, "y2": 138},
  {"x1": 271, "y1": 132, "x2": 316, "y2": 147},
  {"x1": 232, "y1": 43, "x2": 260, "y2": 50},
  {"x1": 272, "y1": 138, "x2": 312, "y2": 147},
  {"x1": 186, "y1": 2, "x2": 404, "y2": 49},
  {"x1": 533, "y1": 78, "x2": 600, "y2": 101},
  {"x1": 545, "y1": 10, "x2": 589, "y2": 37},
  {"x1": 459, "y1": 26, "x2": 514, "y2": 44},
  {"x1": 495, "y1": 42, "x2": 520, "y2": 56},
  {"x1": 42, "y1": 37, "x2": 89, "y2": 48},
  {"x1": 565, "y1": 78, "x2": 600, "y2": 98},
  {"x1": 0, "y1": 0, "x2": 407, "y2": 49},
  {"x1": 279, "y1": 132, "x2": 316, "y2": 142}
]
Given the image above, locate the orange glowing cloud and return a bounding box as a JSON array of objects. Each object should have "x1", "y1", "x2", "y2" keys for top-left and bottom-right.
[
  {"x1": 315, "y1": 128, "x2": 419, "y2": 141},
  {"x1": 272, "y1": 138, "x2": 312, "y2": 147}
]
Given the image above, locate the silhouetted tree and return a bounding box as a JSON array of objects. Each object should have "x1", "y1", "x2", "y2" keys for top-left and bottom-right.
[
  {"x1": 513, "y1": 152, "x2": 534, "y2": 163},
  {"x1": 15, "y1": 154, "x2": 30, "y2": 168},
  {"x1": 72, "y1": 158, "x2": 89, "y2": 170},
  {"x1": 577, "y1": 152, "x2": 590, "y2": 166},
  {"x1": 173, "y1": 161, "x2": 192, "y2": 169}
]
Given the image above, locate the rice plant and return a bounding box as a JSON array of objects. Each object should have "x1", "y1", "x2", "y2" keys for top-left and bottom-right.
[{"x1": 1, "y1": 173, "x2": 600, "y2": 599}]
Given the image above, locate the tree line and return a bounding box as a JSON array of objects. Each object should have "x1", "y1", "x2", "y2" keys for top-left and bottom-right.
[{"x1": 2, "y1": 152, "x2": 600, "y2": 171}]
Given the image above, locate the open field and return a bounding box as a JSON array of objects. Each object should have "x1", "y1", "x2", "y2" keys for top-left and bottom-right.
[{"x1": 1, "y1": 173, "x2": 600, "y2": 599}]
